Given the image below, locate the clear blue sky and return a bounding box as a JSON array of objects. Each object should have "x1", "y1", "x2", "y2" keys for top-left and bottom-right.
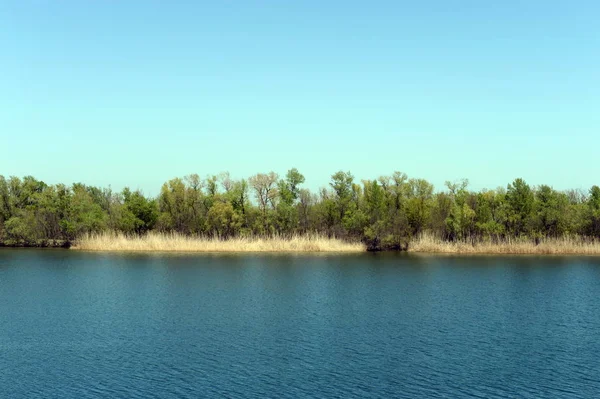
[{"x1": 2, "y1": 1, "x2": 599, "y2": 195}]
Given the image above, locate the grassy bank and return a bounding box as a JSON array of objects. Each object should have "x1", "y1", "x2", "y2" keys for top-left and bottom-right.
[
  {"x1": 72, "y1": 232, "x2": 365, "y2": 253},
  {"x1": 408, "y1": 234, "x2": 600, "y2": 255},
  {"x1": 67, "y1": 233, "x2": 600, "y2": 255}
]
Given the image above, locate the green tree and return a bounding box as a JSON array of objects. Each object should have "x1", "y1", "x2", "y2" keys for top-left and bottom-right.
[
  {"x1": 157, "y1": 178, "x2": 189, "y2": 233},
  {"x1": 586, "y1": 185, "x2": 600, "y2": 238},
  {"x1": 330, "y1": 171, "x2": 354, "y2": 224},
  {"x1": 474, "y1": 189, "x2": 506, "y2": 240},
  {"x1": 505, "y1": 178, "x2": 534, "y2": 237},
  {"x1": 207, "y1": 201, "x2": 242, "y2": 238},
  {"x1": 228, "y1": 179, "x2": 250, "y2": 223},
  {"x1": 121, "y1": 188, "x2": 158, "y2": 235},
  {"x1": 405, "y1": 178, "x2": 433, "y2": 236},
  {"x1": 275, "y1": 168, "x2": 306, "y2": 234},
  {"x1": 444, "y1": 179, "x2": 476, "y2": 241},
  {"x1": 61, "y1": 184, "x2": 107, "y2": 240},
  {"x1": 531, "y1": 185, "x2": 568, "y2": 238}
]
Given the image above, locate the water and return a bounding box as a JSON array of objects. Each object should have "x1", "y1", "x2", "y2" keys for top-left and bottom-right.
[{"x1": 1, "y1": 250, "x2": 599, "y2": 398}]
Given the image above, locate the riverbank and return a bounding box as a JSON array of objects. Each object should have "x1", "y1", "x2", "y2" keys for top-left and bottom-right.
[
  {"x1": 408, "y1": 235, "x2": 600, "y2": 255},
  {"x1": 5, "y1": 234, "x2": 600, "y2": 255},
  {"x1": 0, "y1": 240, "x2": 70, "y2": 248},
  {"x1": 72, "y1": 233, "x2": 365, "y2": 253}
]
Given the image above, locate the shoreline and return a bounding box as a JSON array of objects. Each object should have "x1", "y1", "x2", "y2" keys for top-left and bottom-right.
[
  {"x1": 70, "y1": 233, "x2": 365, "y2": 253},
  {"x1": 75, "y1": 234, "x2": 600, "y2": 255},
  {"x1": 406, "y1": 235, "x2": 600, "y2": 256},
  {"x1": 3, "y1": 246, "x2": 600, "y2": 256},
  {"x1": 0, "y1": 240, "x2": 70, "y2": 249},
  {"x1": 3, "y1": 235, "x2": 600, "y2": 256}
]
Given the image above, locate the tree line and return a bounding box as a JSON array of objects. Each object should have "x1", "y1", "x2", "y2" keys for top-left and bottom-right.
[{"x1": 1, "y1": 170, "x2": 599, "y2": 249}]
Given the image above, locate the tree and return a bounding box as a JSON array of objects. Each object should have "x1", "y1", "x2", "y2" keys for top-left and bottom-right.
[
  {"x1": 249, "y1": 172, "x2": 279, "y2": 233},
  {"x1": 121, "y1": 188, "x2": 158, "y2": 235},
  {"x1": 297, "y1": 188, "x2": 314, "y2": 233},
  {"x1": 586, "y1": 185, "x2": 600, "y2": 238},
  {"x1": 531, "y1": 185, "x2": 568, "y2": 238},
  {"x1": 157, "y1": 178, "x2": 189, "y2": 233},
  {"x1": 444, "y1": 179, "x2": 476, "y2": 241},
  {"x1": 0, "y1": 170, "x2": 598, "y2": 249},
  {"x1": 474, "y1": 189, "x2": 506, "y2": 240},
  {"x1": 405, "y1": 178, "x2": 433, "y2": 236},
  {"x1": 360, "y1": 180, "x2": 387, "y2": 249},
  {"x1": 218, "y1": 172, "x2": 233, "y2": 193},
  {"x1": 62, "y1": 184, "x2": 107, "y2": 240},
  {"x1": 285, "y1": 168, "x2": 305, "y2": 201},
  {"x1": 505, "y1": 178, "x2": 534, "y2": 237},
  {"x1": 207, "y1": 201, "x2": 241, "y2": 238},
  {"x1": 228, "y1": 179, "x2": 249, "y2": 216},
  {"x1": 274, "y1": 168, "x2": 306, "y2": 234},
  {"x1": 330, "y1": 171, "x2": 354, "y2": 222}
]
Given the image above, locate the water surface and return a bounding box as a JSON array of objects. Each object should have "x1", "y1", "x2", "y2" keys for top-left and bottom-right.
[{"x1": 1, "y1": 250, "x2": 599, "y2": 398}]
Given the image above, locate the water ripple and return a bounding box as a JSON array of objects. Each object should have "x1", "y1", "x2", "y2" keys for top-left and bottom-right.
[{"x1": 1, "y1": 251, "x2": 600, "y2": 398}]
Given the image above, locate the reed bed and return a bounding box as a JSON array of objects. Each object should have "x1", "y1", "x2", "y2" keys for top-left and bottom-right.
[
  {"x1": 73, "y1": 232, "x2": 365, "y2": 253},
  {"x1": 73, "y1": 232, "x2": 600, "y2": 255},
  {"x1": 409, "y1": 234, "x2": 600, "y2": 255}
]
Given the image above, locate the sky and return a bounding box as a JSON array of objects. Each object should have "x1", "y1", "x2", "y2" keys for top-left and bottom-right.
[{"x1": 2, "y1": 1, "x2": 599, "y2": 195}]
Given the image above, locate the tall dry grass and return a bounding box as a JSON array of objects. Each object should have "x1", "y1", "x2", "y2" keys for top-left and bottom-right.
[
  {"x1": 409, "y1": 233, "x2": 600, "y2": 255},
  {"x1": 72, "y1": 232, "x2": 600, "y2": 255},
  {"x1": 72, "y1": 232, "x2": 365, "y2": 253}
]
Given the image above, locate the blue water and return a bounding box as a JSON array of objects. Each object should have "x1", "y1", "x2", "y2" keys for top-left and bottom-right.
[{"x1": 1, "y1": 250, "x2": 600, "y2": 398}]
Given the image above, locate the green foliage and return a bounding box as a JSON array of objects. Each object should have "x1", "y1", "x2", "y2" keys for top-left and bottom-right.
[
  {"x1": 444, "y1": 179, "x2": 475, "y2": 241},
  {"x1": 474, "y1": 190, "x2": 505, "y2": 239},
  {"x1": 207, "y1": 201, "x2": 242, "y2": 238},
  {"x1": 0, "y1": 171, "x2": 598, "y2": 249},
  {"x1": 64, "y1": 185, "x2": 108, "y2": 239},
  {"x1": 157, "y1": 178, "x2": 194, "y2": 233},
  {"x1": 531, "y1": 185, "x2": 568, "y2": 237},
  {"x1": 587, "y1": 185, "x2": 600, "y2": 237},
  {"x1": 506, "y1": 178, "x2": 534, "y2": 237},
  {"x1": 121, "y1": 188, "x2": 158, "y2": 234},
  {"x1": 405, "y1": 178, "x2": 434, "y2": 235},
  {"x1": 284, "y1": 168, "x2": 305, "y2": 202},
  {"x1": 273, "y1": 168, "x2": 306, "y2": 234},
  {"x1": 5, "y1": 214, "x2": 37, "y2": 242}
]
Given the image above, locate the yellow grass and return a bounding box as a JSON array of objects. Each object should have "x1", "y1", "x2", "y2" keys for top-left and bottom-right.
[
  {"x1": 72, "y1": 232, "x2": 365, "y2": 253},
  {"x1": 72, "y1": 232, "x2": 600, "y2": 255},
  {"x1": 409, "y1": 234, "x2": 600, "y2": 255}
]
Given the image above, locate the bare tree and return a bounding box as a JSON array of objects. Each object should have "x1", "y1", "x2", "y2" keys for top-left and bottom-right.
[
  {"x1": 184, "y1": 174, "x2": 203, "y2": 229},
  {"x1": 218, "y1": 172, "x2": 233, "y2": 193},
  {"x1": 565, "y1": 188, "x2": 587, "y2": 204},
  {"x1": 298, "y1": 188, "x2": 314, "y2": 233},
  {"x1": 249, "y1": 172, "x2": 279, "y2": 215},
  {"x1": 185, "y1": 174, "x2": 202, "y2": 192}
]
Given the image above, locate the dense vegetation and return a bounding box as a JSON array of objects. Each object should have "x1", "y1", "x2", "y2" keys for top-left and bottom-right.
[{"x1": 1, "y1": 170, "x2": 599, "y2": 250}]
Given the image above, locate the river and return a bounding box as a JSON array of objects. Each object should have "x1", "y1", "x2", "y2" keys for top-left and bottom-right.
[{"x1": 1, "y1": 250, "x2": 599, "y2": 398}]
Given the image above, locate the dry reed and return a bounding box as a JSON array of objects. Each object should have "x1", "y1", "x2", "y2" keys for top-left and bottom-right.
[
  {"x1": 409, "y1": 233, "x2": 600, "y2": 255},
  {"x1": 73, "y1": 232, "x2": 365, "y2": 253},
  {"x1": 72, "y1": 232, "x2": 600, "y2": 255}
]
